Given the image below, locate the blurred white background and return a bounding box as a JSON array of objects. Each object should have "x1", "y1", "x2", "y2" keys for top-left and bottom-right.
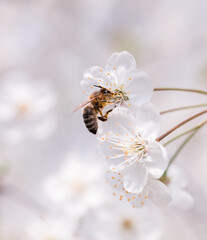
[{"x1": 0, "y1": 0, "x2": 206, "y2": 239}]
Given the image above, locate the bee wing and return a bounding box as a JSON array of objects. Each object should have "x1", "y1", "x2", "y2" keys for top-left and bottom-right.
[{"x1": 72, "y1": 98, "x2": 96, "y2": 113}]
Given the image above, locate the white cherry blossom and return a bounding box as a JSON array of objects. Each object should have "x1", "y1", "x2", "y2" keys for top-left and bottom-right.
[
  {"x1": 26, "y1": 215, "x2": 78, "y2": 240},
  {"x1": 80, "y1": 51, "x2": 153, "y2": 109},
  {"x1": 98, "y1": 103, "x2": 169, "y2": 194},
  {"x1": 43, "y1": 151, "x2": 106, "y2": 217},
  {"x1": 160, "y1": 164, "x2": 195, "y2": 210},
  {"x1": 79, "y1": 199, "x2": 163, "y2": 240},
  {"x1": 105, "y1": 170, "x2": 171, "y2": 208},
  {"x1": 0, "y1": 70, "x2": 57, "y2": 143}
]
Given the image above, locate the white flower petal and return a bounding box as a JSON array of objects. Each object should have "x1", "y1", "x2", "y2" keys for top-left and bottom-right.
[
  {"x1": 125, "y1": 70, "x2": 153, "y2": 106},
  {"x1": 80, "y1": 66, "x2": 116, "y2": 94},
  {"x1": 123, "y1": 162, "x2": 149, "y2": 193},
  {"x1": 126, "y1": 186, "x2": 149, "y2": 208},
  {"x1": 98, "y1": 107, "x2": 136, "y2": 137},
  {"x1": 145, "y1": 141, "x2": 168, "y2": 178},
  {"x1": 136, "y1": 103, "x2": 160, "y2": 139},
  {"x1": 105, "y1": 170, "x2": 124, "y2": 191},
  {"x1": 167, "y1": 164, "x2": 188, "y2": 188},
  {"x1": 99, "y1": 134, "x2": 128, "y2": 169},
  {"x1": 148, "y1": 179, "x2": 172, "y2": 206},
  {"x1": 169, "y1": 188, "x2": 195, "y2": 210},
  {"x1": 105, "y1": 51, "x2": 136, "y2": 84}
]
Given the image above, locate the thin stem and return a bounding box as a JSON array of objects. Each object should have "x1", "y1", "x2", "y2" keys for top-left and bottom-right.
[
  {"x1": 156, "y1": 110, "x2": 207, "y2": 142},
  {"x1": 154, "y1": 88, "x2": 207, "y2": 95},
  {"x1": 163, "y1": 120, "x2": 207, "y2": 146},
  {"x1": 160, "y1": 103, "x2": 207, "y2": 115},
  {"x1": 164, "y1": 128, "x2": 201, "y2": 176}
]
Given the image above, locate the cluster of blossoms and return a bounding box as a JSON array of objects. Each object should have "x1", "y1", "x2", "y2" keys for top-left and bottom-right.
[
  {"x1": 0, "y1": 69, "x2": 57, "y2": 144},
  {"x1": 80, "y1": 51, "x2": 194, "y2": 209}
]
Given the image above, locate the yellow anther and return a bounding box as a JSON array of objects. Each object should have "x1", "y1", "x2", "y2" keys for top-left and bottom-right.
[
  {"x1": 91, "y1": 86, "x2": 93, "y2": 89},
  {"x1": 128, "y1": 199, "x2": 131, "y2": 202},
  {"x1": 120, "y1": 195, "x2": 123, "y2": 200},
  {"x1": 102, "y1": 137, "x2": 105, "y2": 140},
  {"x1": 116, "y1": 134, "x2": 119, "y2": 136},
  {"x1": 141, "y1": 201, "x2": 144, "y2": 205},
  {"x1": 128, "y1": 104, "x2": 131, "y2": 106},
  {"x1": 129, "y1": 77, "x2": 131, "y2": 80},
  {"x1": 106, "y1": 156, "x2": 109, "y2": 159},
  {"x1": 112, "y1": 177, "x2": 115, "y2": 179},
  {"x1": 129, "y1": 122, "x2": 132, "y2": 125},
  {"x1": 114, "y1": 185, "x2": 117, "y2": 188},
  {"x1": 139, "y1": 194, "x2": 142, "y2": 197},
  {"x1": 110, "y1": 146, "x2": 113, "y2": 149},
  {"x1": 107, "y1": 73, "x2": 110, "y2": 75},
  {"x1": 132, "y1": 196, "x2": 135, "y2": 199},
  {"x1": 145, "y1": 196, "x2": 148, "y2": 199},
  {"x1": 113, "y1": 193, "x2": 116, "y2": 196},
  {"x1": 105, "y1": 181, "x2": 108, "y2": 183},
  {"x1": 109, "y1": 88, "x2": 111, "y2": 90},
  {"x1": 82, "y1": 91, "x2": 85, "y2": 93},
  {"x1": 113, "y1": 67, "x2": 116, "y2": 70},
  {"x1": 88, "y1": 77, "x2": 91, "y2": 79},
  {"x1": 124, "y1": 151, "x2": 128, "y2": 156},
  {"x1": 133, "y1": 205, "x2": 135, "y2": 208},
  {"x1": 126, "y1": 190, "x2": 129, "y2": 194},
  {"x1": 99, "y1": 79, "x2": 101, "y2": 81},
  {"x1": 100, "y1": 69, "x2": 102, "y2": 72},
  {"x1": 110, "y1": 84, "x2": 112, "y2": 86},
  {"x1": 114, "y1": 84, "x2": 116, "y2": 86}
]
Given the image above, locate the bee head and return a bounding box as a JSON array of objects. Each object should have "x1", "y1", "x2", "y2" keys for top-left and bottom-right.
[{"x1": 93, "y1": 85, "x2": 113, "y2": 96}]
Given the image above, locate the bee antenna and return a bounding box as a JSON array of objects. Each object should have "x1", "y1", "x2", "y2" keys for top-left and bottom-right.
[{"x1": 93, "y1": 85, "x2": 102, "y2": 88}]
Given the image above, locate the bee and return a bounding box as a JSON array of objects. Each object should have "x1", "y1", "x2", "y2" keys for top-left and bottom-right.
[{"x1": 73, "y1": 85, "x2": 115, "y2": 134}]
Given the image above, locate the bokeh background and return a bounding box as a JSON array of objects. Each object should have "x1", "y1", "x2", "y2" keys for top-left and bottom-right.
[{"x1": 0, "y1": 0, "x2": 207, "y2": 239}]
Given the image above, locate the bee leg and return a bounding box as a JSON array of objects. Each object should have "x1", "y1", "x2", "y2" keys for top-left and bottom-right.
[{"x1": 98, "y1": 109, "x2": 113, "y2": 122}]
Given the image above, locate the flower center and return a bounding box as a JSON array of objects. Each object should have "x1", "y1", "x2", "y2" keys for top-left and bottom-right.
[
  {"x1": 113, "y1": 87, "x2": 129, "y2": 104},
  {"x1": 121, "y1": 218, "x2": 134, "y2": 231},
  {"x1": 17, "y1": 102, "x2": 29, "y2": 116},
  {"x1": 105, "y1": 129, "x2": 148, "y2": 170}
]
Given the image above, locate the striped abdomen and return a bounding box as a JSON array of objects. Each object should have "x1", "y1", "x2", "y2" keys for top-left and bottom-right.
[{"x1": 83, "y1": 105, "x2": 98, "y2": 134}]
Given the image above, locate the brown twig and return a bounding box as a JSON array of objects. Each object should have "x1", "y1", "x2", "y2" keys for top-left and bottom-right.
[
  {"x1": 156, "y1": 110, "x2": 207, "y2": 142},
  {"x1": 160, "y1": 103, "x2": 207, "y2": 115},
  {"x1": 154, "y1": 88, "x2": 207, "y2": 95}
]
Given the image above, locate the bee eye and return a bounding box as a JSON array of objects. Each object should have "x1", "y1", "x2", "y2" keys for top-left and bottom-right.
[{"x1": 103, "y1": 89, "x2": 111, "y2": 94}]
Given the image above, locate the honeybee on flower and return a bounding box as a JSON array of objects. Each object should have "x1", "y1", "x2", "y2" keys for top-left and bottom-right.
[{"x1": 78, "y1": 51, "x2": 153, "y2": 133}]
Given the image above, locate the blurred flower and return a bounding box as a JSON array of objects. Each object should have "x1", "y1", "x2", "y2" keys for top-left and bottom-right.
[
  {"x1": 78, "y1": 201, "x2": 163, "y2": 240},
  {"x1": 0, "y1": 70, "x2": 57, "y2": 144},
  {"x1": 26, "y1": 215, "x2": 78, "y2": 240},
  {"x1": 80, "y1": 51, "x2": 153, "y2": 110},
  {"x1": 105, "y1": 170, "x2": 171, "y2": 208},
  {"x1": 98, "y1": 104, "x2": 169, "y2": 194},
  {"x1": 160, "y1": 165, "x2": 195, "y2": 210},
  {"x1": 43, "y1": 151, "x2": 106, "y2": 217}
]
